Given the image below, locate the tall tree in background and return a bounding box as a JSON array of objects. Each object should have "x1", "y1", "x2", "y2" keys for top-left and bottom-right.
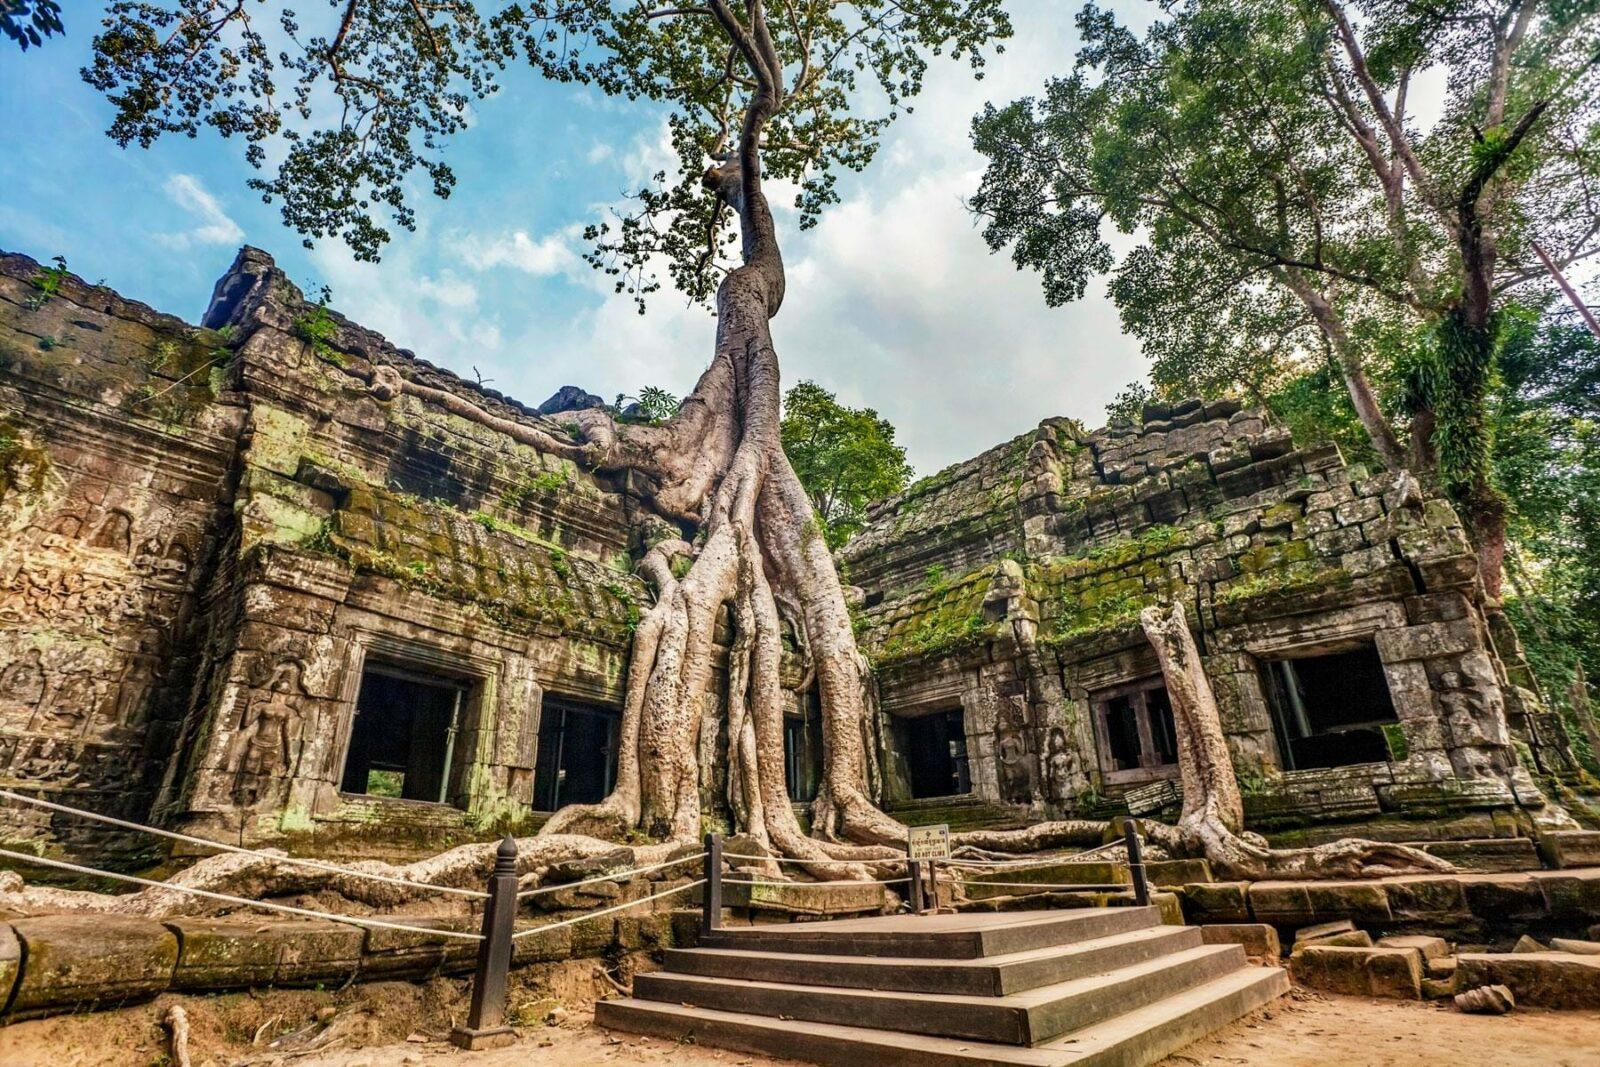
[
  {"x1": 780, "y1": 381, "x2": 912, "y2": 548},
  {"x1": 81, "y1": 0, "x2": 1010, "y2": 871},
  {"x1": 970, "y1": 0, "x2": 1600, "y2": 597}
]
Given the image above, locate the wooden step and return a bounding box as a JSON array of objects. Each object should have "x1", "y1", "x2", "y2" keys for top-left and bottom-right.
[
  {"x1": 700, "y1": 907, "x2": 1161, "y2": 960},
  {"x1": 633, "y1": 944, "x2": 1246, "y2": 1046},
  {"x1": 597, "y1": 965, "x2": 1289, "y2": 1067},
  {"x1": 665, "y1": 924, "x2": 1203, "y2": 996}
]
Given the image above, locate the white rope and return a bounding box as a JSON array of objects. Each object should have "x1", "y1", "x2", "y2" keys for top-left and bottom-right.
[
  {"x1": 516, "y1": 852, "x2": 706, "y2": 899},
  {"x1": 720, "y1": 852, "x2": 893, "y2": 867},
  {"x1": 511, "y1": 879, "x2": 705, "y2": 940},
  {"x1": 0, "y1": 790, "x2": 487, "y2": 899},
  {"x1": 0, "y1": 848, "x2": 485, "y2": 940},
  {"x1": 957, "y1": 880, "x2": 1129, "y2": 890},
  {"x1": 722, "y1": 877, "x2": 911, "y2": 887}
]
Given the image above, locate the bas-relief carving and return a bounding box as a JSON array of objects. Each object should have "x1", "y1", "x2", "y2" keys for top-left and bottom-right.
[{"x1": 220, "y1": 661, "x2": 305, "y2": 808}]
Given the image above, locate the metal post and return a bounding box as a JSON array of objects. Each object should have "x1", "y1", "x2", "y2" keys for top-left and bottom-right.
[
  {"x1": 450, "y1": 835, "x2": 518, "y2": 1051},
  {"x1": 1123, "y1": 822, "x2": 1150, "y2": 907},
  {"x1": 907, "y1": 859, "x2": 924, "y2": 915},
  {"x1": 702, "y1": 832, "x2": 723, "y2": 934}
]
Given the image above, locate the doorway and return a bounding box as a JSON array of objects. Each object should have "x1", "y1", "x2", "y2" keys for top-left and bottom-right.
[
  {"x1": 532, "y1": 696, "x2": 621, "y2": 811},
  {"x1": 339, "y1": 663, "x2": 469, "y2": 805},
  {"x1": 901, "y1": 708, "x2": 970, "y2": 799}
]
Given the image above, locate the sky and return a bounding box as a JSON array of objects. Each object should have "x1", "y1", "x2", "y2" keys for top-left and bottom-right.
[{"x1": 0, "y1": 1, "x2": 1153, "y2": 476}]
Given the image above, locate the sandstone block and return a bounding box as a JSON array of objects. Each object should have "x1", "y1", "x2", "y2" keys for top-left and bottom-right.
[
  {"x1": 0, "y1": 924, "x2": 18, "y2": 1007},
  {"x1": 1421, "y1": 976, "x2": 1456, "y2": 1000},
  {"x1": 1512, "y1": 935, "x2": 1546, "y2": 953},
  {"x1": 1551, "y1": 938, "x2": 1600, "y2": 956},
  {"x1": 511, "y1": 922, "x2": 575, "y2": 965},
  {"x1": 1427, "y1": 956, "x2": 1458, "y2": 978},
  {"x1": 1377, "y1": 934, "x2": 1450, "y2": 960},
  {"x1": 358, "y1": 918, "x2": 477, "y2": 980},
  {"x1": 1199, "y1": 923, "x2": 1280, "y2": 959},
  {"x1": 1456, "y1": 952, "x2": 1600, "y2": 1008},
  {"x1": 1290, "y1": 945, "x2": 1422, "y2": 999},
  {"x1": 1293, "y1": 919, "x2": 1355, "y2": 945},
  {"x1": 9, "y1": 915, "x2": 178, "y2": 1016},
  {"x1": 167, "y1": 917, "x2": 363, "y2": 989},
  {"x1": 1536, "y1": 830, "x2": 1600, "y2": 870}
]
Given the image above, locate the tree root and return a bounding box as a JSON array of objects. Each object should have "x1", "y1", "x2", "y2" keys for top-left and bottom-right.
[{"x1": 0, "y1": 834, "x2": 679, "y2": 918}]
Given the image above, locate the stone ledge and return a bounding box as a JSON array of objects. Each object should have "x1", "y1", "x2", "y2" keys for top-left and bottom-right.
[
  {"x1": 1456, "y1": 951, "x2": 1600, "y2": 1008},
  {"x1": 8, "y1": 915, "x2": 178, "y2": 1019},
  {"x1": 1289, "y1": 944, "x2": 1422, "y2": 999}
]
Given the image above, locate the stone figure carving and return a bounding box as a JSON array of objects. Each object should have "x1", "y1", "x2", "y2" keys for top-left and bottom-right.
[
  {"x1": 0, "y1": 647, "x2": 46, "y2": 706},
  {"x1": 225, "y1": 662, "x2": 302, "y2": 807},
  {"x1": 995, "y1": 693, "x2": 1034, "y2": 802},
  {"x1": 1044, "y1": 727, "x2": 1076, "y2": 801}
]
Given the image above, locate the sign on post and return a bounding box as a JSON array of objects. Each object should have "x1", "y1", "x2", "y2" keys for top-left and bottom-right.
[{"x1": 907, "y1": 823, "x2": 950, "y2": 861}]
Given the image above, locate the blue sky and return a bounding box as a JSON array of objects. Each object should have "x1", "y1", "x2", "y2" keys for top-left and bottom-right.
[{"x1": 0, "y1": 2, "x2": 1150, "y2": 474}]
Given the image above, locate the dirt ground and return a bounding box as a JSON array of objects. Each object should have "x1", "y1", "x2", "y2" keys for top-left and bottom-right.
[{"x1": 3, "y1": 982, "x2": 1599, "y2": 1066}]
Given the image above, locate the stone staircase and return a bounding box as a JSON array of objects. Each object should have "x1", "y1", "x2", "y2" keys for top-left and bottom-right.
[{"x1": 597, "y1": 908, "x2": 1287, "y2": 1066}]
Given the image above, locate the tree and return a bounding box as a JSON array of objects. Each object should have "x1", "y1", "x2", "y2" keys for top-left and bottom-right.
[
  {"x1": 970, "y1": 0, "x2": 1600, "y2": 597},
  {"x1": 780, "y1": 380, "x2": 912, "y2": 548},
  {"x1": 1, "y1": 0, "x2": 61, "y2": 50},
  {"x1": 79, "y1": 0, "x2": 1010, "y2": 876}
]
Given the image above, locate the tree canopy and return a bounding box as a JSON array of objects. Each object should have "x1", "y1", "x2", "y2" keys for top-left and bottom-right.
[
  {"x1": 82, "y1": 0, "x2": 1007, "y2": 300},
  {"x1": 780, "y1": 380, "x2": 912, "y2": 548},
  {"x1": 970, "y1": 0, "x2": 1600, "y2": 595}
]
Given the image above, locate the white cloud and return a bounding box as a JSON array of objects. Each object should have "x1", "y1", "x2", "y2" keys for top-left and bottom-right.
[
  {"x1": 416, "y1": 272, "x2": 480, "y2": 308},
  {"x1": 158, "y1": 174, "x2": 244, "y2": 248},
  {"x1": 455, "y1": 229, "x2": 581, "y2": 276}
]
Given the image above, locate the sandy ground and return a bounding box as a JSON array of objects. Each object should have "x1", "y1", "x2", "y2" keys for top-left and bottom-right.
[{"x1": 3, "y1": 980, "x2": 1598, "y2": 1066}]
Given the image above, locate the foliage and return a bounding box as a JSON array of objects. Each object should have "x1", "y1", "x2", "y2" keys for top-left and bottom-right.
[
  {"x1": 293, "y1": 286, "x2": 338, "y2": 359},
  {"x1": 1494, "y1": 306, "x2": 1600, "y2": 747},
  {"x1": 24, "y1": 254, "x2": 67, "y2": 310},
  {"x1": 616, "y1": 386, "x2": 681, "y2": 424},
  {"x1": 1, "y1": 0, "x2": 60, "y2": 51},
  {"x1": 82, "y1": 0, "x2": 1011, "y2": 289},
  {"x1": 973, "y1": 0, "x2": 1600, "y2": 551},
  {"x1": 780, "y1": 380, "x2": 912, "y2": 548}
]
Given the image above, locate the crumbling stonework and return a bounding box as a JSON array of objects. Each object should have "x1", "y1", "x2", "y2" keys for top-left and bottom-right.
[
  {"x1": 0, "y1": 250, "x2": 1589, "y2": 870},
  {"x1": 843, "y1": 399, "x2": 1583, "y2": 847}
]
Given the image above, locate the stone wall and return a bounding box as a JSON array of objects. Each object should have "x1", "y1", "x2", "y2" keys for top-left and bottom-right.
[
  {"x1": 845, "y1": 399, "x2": 1581, "y2": 840},
  {"x1": 0, "y1": 248, "x2": 647, "y2": 863}
]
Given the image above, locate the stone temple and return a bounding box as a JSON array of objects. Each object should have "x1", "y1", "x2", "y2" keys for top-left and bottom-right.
[{"x1": 0, "y1": 248, "x2": 1594, "y2": 872}]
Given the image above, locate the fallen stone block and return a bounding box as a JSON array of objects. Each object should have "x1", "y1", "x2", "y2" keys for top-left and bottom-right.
[
  {"x1": 1378, "y1": 934, "x2": 1450, "y2": 960},
  {"x1": 1512, "y1": 935, "x2": 1546, "y2": 953},
  {"x1": 166, "y1": 918, "x2": 363, "y2": 989},
  {"x1": 1455, "y1": 983, "x2": 1515, "y2": 1014},
  {"x1": 1456, "y1": 952, "x2": 1600, "y2": 1008},
  {"x1": 1427, "y1": 956, "x2": 1458, "y2": 979},
  {"x1": 1180, "y1": 881, "x2": 1250, "y2": 923},
  {"x1": 1200, "y1": 923, "x2": 1280, "y2": 960},
  {"x1": 1550, "y1": 938, "x2": 1600, "y2": 956},
  {"x1": 1146, "y1": 859, "x2": 1211, "y2": 886},
  {"x1": 1421, "y1": 976, "x2": 1456, "y2": 1000},
  {"x1": 0, "y1": 925, "x2": 18, "y2": 1007},
  {"x1": 1289, "y1": 945, "x2": 1422, "y2": 1000},
  {"x1": 1293, "y1": 919, "x2": 1356, "y2": 945},
  {"x1": 8, "y1": 915, "x2": 178, "y2": 1017},
  {"x1": 1535, "y1": 830, "x2": 1600, "y2": 870},
  {"x1": 1313, "y1": 931, "x2": 1375, "y2": 948}
]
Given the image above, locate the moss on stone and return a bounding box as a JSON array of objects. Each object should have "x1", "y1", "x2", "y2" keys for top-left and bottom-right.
[{"x1": 0, "y1": 417, "x2": 50, "y2": 501}]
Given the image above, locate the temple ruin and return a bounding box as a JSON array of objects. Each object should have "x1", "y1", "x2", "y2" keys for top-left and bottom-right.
[{"x1": 1, "y1": 247, "x2": 1594, "y2": 873}]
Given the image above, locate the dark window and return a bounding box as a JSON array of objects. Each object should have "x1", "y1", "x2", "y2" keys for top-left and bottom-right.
[
  {"x1": 340, "y1": 664, "x2": 469, "y2": 805},
  {"x1": 784, "y1": 701, "x2": 824, "y2": 803},
  {"x1": 532, "y1": 696, "x2": 620, "y2": 811},
  {"x1": 1264, "y1": 644, "x2": 1400, "y2": 770},
  {"x1": 902, "y1": 708, "x2": 970, "y2": 799},
  {"x1": 1091, "y1": 678, "x2": 1179, "y2": 783}
]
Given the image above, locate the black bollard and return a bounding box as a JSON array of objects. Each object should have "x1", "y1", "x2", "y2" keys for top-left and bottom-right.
[
  {"x1": 702, "y1": 832, "x2": 723, "y2": 934},
  {"x1": 1123, "y1": 823, "x2": 1150, "y2": 907},
  {"x1": 450, "y1": 834, "x2": 519, "y2": 1051}
]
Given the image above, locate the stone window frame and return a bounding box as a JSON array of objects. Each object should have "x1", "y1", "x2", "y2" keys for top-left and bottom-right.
[
  {"x1": 1229, "y1": 602, "x2": 1418, "y2": 777},
  {"x1": 323, "y1": 630, "x2": 501, "y2": 821},
  {"x1": 1088, "y1": 676, "x2": 1181, "y2": 787}
]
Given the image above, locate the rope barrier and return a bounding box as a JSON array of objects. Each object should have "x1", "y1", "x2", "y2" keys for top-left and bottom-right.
[
  {"x1": 0, "y1": 847, "x2": 486, "y2": 940},
  {"x1": 955, "y1": 879, "x2": 1129, "y2": 891},
  {"x1": 942, "y1": 847, "x2": 1120, "y2": 869},
  {"x1": 511, "y1": 879, "x2": 705, "y2": 940},
  {"x1": 515, "y1": 852, "x2": 706, "y2": 899},
  {"x1": 721, "y1": 877, "x2": 911, "y2": 887},
  {"x1": 720, "y1": 852, "x2": 892, "y2": 866},
  {"x1": 0, "y1": 789, "x2": 488, "y2": 899}
]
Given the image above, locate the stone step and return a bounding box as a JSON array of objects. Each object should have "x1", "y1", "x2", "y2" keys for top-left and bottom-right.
[
  {"x1": 665, "y1": 924, "x2": 1203, "y2": 996},
  {"x1": 632, "y1": 944, "x2": 1247, "y2": 1046},
  {"x1": 700, "y1": 907, "x2": 1161, "y2": 960},
  {"x1": 597, "y1": 965, "x2": 1289, "y2": 1066}
]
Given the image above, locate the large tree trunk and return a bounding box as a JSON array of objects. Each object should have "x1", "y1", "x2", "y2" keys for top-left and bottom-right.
[{"x1": 1138, "y1": 603, "x2": 1452, "y2": 879}]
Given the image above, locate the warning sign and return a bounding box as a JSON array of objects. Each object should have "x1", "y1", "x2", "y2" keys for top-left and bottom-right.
[{"x1": 907, "y1": 823, "x2": 950, "y2": 861}]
